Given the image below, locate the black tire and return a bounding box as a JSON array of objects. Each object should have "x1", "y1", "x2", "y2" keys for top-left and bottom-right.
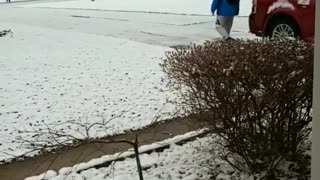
[{"x1": 267, "y1": 18, "x2": 300, "y2": 40}]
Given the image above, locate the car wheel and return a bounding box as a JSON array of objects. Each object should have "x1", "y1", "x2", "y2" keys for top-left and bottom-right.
[{"x1": 268, "y1": 19, "x2": 299, "y2": 40}]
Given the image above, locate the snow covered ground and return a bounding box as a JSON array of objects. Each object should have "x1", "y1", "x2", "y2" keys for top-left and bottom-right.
[
  {"x1": 0, "y1": 0, "x2": 24, "y2": 2},
  {"x1": 0, "y1": 0, "x2": 255, "y2": 163},
  {"x1": 0, "y1": 0, "x2": 43, "y2": 3},
  {"x1": 26, "y1": 132, "x2": 245, "y2": 180},
  {"x1": 21, "y1": 0, "x2": 252, "y2": 16},
  {"x1": 0, "y1": 23, "x2": 175, "y2": 161},
  {"x1": 0, "y1": 7, "x2": 254, "y2": 47},
  {"x1": 25, "y1": 132, "x2": 306, "y2": 180}
]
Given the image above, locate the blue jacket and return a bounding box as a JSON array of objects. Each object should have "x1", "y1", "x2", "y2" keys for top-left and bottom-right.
[{"x1": 211, "y1": 0, "x2": 240, "y2": 16}]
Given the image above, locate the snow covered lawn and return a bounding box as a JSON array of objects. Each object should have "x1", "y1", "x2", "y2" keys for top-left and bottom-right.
[
  {"x1": 21, "y1": 0, "x2": 252, "y2": 17},
  {"x1": 0, "y1": 23, "x2": 175, "y2": 162}
]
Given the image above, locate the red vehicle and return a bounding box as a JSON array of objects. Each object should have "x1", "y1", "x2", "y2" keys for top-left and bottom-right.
[{"x1": 249, "y1": 0, "x2": 315, "y2": 42}]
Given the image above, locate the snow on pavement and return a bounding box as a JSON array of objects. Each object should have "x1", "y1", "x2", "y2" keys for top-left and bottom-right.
[
  {"x1": 21, "y1": 0, "x2": 252, "y2": 17},
  {"x1": 0, "y1": 7, "x2": 254, "y2": 47},
  {"x1": 0, "y1": 23, "x2": 175, "y2": 162},
  {"x1": 0, "y1": 0, "x2": 25, "y2": 3}
]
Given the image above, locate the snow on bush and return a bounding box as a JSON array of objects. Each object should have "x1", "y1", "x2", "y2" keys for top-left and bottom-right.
[{"x1": 161, "y1": 39, "x2": 313, "y2": 179}]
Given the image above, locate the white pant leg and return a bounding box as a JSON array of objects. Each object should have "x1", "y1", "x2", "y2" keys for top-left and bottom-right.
[{"x1": 215, "y1": 16, "x2": 234, "y2": 40}]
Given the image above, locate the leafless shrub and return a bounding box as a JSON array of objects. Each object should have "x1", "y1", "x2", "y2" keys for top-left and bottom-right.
[{"x1": 161, "y1": 39, "x2": 313, "y2": 178}]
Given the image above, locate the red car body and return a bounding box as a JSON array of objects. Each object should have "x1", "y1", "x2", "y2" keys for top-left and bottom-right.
[{"x1": 249, "y1": 0, "x2": 315, "y2": 42}]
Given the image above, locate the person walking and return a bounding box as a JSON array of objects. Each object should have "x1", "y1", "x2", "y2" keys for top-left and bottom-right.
[{"x1": 211, "y1": 0, "x2": 240, "y2": 41}]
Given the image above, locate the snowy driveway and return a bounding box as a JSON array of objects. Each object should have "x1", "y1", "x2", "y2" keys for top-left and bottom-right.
[{"x1": 0, "y1": 3, "x2": 253, "y2": 47}]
